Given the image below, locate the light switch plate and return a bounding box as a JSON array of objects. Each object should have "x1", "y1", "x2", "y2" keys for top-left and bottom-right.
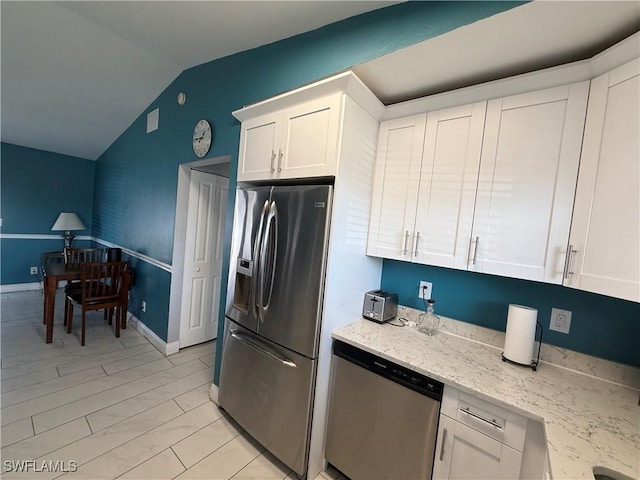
[{"x1": 550, "y1": 308, "x2": 572, "y2": 334}]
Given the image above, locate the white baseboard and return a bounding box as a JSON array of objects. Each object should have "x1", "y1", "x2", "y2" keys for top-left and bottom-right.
[
  {"x1": 0, "y1": 282, "x2": 42, "y2": 293},
  {"x1": 128, "y1": 313, "x2": 178, "y2": 357},
  {"x1": 209, "y1": 383, "x2": 219, "y2": 405},
  {"x1": 166, "y1": 340, "x2": 180, "y2": 356}
]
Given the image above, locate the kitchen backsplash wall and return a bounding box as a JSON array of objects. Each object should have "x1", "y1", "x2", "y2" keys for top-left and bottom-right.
[{"x1": 381, "y1": 259, "x2": 640, "y2": 367}]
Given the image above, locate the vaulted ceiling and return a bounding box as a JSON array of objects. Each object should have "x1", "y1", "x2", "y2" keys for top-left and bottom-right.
[{"x1": 2, "y1": 1, "x2": 638, "y2": 161}]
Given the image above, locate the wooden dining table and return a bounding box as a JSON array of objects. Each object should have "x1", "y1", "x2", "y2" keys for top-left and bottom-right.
[{"x1": 42, "y1": 262, "x2": 81, "y2": 343}]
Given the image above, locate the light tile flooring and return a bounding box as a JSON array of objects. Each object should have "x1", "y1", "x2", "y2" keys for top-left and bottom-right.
[{"x1": 0, "y1": 290, "x2": 343, "y2": 480}]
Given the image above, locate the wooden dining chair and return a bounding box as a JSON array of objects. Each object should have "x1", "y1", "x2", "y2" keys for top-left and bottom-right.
[
  {"x1": 65, "y1": 261, "x2": 129, "y2": 346},
  {"x1": 106, "y1": 267, "x2": 132, "y2": 332},
  {"x1": 63, "y1": 247, "x2": 107, "y2": 298},
  {"x1": 63, "y1": 247, "x2": 106, "y2": 264}
]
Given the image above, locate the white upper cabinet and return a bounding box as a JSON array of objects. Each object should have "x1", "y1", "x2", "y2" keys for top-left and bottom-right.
[
  {"x1": 367, "y1": 114, "x2": 426, "y2": 260},
  {"x1": 367, "y1": 103, "x2": 486, "y2": 266},
  {"x1": 564, "y1": 59, "x2": 640, "y2": 301},
  {"x1": 414, "y1": 102, "x2": 486, "y2": 269},
  {"x1": 368, "y1": 83, "x2": 589, "y2": 285},
  {"x1": 237, "y1": 94, "x2": 342, "y2": 181},
  {"x1": 238, "y1": 111, "x2": 280, "y2": 180},
  {"x1": 470, "y1": 82, "x2": 589, "y2": 283}
]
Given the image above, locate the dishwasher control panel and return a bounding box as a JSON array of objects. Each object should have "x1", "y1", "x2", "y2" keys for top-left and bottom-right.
[{"x1": 333, "y1": 340, "x2": 443, "y2": 401}]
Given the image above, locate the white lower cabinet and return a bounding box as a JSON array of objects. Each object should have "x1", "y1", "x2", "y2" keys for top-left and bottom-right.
[
  {"x1": 434, "y1": 415, "x2": 523, "y2": 480},
  {"x1": 433, "y1": 386, "x2": 528, "y2": 480}
]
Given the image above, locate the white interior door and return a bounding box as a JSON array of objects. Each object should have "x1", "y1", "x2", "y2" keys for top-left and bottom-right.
[{"x1": 179, "y1": 169, "x2": 228, "y2": 348}]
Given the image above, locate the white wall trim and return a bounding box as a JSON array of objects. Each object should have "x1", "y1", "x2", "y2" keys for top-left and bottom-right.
[
  {"x1": 128, "y1": 313, "x2": 178, "y2": 356},
  {"x1": 0, "y1": 234, "x2": 93, "y2": 241},
  {"x1": 209, "y1": 383, "x2": 219, "y2": 406},
  {"x1": 0, "y1": 233, "x2": 171, "y2": 273},
  {"x1": 0, "y1": 282, "x2": 42, "y2": 293},
  {"x1": 94, "y1": 238, "x2": 172, "y2": 273}
]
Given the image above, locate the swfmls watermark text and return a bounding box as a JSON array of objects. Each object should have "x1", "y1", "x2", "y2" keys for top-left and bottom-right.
[{"x1": 3, "y1": 460, "x2": 78, "y2": 473}]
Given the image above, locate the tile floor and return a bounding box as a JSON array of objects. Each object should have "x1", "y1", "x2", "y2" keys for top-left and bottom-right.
[{"x1": 0, "y1": 290, "x2": 344, "y2": 480}]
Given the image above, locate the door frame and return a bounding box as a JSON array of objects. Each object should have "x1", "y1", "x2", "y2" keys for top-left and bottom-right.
[{"x1": 167, "y1": 155, "x2": 231, "y2": 352}]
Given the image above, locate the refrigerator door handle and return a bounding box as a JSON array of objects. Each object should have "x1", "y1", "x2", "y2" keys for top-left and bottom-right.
[
  {"x1": 229, "y1": 329, "x2": 297, "y2": 368},
  {"x1": 251, "y1": 200, "x2": 269, "y2": 320},
  {"x1": 259, "y1": 201, "x2": 278, "y2": 318}
]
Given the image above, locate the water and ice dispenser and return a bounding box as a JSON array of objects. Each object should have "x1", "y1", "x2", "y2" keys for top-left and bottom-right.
[{"x1": 233, "y1": 258, "x2": 253, "y2": 313}]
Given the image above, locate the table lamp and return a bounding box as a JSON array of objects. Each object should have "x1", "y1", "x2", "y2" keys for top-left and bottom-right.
[{"x1": 51, "y1": 212, "x2": 86, "y2": 248}]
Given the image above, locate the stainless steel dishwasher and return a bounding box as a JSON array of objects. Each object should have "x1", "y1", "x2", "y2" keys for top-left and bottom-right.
[{"x1": 325, "y1": 340, "x2": 443, "y2": 480}]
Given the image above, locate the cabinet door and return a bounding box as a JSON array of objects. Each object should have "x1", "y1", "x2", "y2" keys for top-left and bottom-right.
[
  {"x1": 566, "y1": 59, "x2": 640, "y2": 301},
  {"x1": 367, "y1": 115, "x2": 426, "y2": 260},
  {"x1": 471, "y1": 82, "x2": 589, "y2": 283},
  {"x1": 433, "y1": 415, "x2": 523, "y2": 480},
  {"x1": 237, "y1": 111, "x2": 280, "y2": 181},
  {"x1": 413, "y1": 102, "x2": 485, "y2": 269},
  {"x1": 279, "y1": 94, "x2": 342, "y2": 179}
]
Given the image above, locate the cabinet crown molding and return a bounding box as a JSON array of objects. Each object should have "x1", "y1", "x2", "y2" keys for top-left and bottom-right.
[
  {"x1": 232, "y1": 70, "x2": 385, "y2": 123},
  {"x1": 383, "y1": 31, "x2": 640, "y2": 121}
]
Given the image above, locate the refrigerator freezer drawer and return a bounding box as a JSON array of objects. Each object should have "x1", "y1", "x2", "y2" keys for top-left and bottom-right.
[{"x1": 219, "y1": 320, "x2": 316, "y2": 477}]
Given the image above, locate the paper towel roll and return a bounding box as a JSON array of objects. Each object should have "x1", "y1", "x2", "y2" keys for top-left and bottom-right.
[{"x1": 503, "y1": 304, "x2": 538, "y2": 365}]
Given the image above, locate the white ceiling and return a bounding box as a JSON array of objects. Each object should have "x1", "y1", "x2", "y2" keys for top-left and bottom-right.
[
  {"x1": 356, "y1": 1, "x2": 640, "y2": 105},
  {"x1": 0, "y1": 0, "x2": 397, "y2": 160},
  {"x1": 2, "y1": 1, "x2": 639, "y2": 161}
]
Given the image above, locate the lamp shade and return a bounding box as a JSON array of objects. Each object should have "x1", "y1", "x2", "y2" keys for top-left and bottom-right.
[{"x1": 51, "y1": 212, "x2": 86, "y2": 231}]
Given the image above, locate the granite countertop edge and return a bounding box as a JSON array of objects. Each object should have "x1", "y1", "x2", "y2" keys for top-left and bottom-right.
[{"x1": 331, "y1": 319, "x2": 640, "y2": 480}]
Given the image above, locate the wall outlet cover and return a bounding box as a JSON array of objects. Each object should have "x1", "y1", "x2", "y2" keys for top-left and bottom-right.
[
  {"x1": 418, "y1": 281, "x2": 433, "y2": 299},
  {"x1": 550, "y1": 308, "x2": 572, "y2": 334}
]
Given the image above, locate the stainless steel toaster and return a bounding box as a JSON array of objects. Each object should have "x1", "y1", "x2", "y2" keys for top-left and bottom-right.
[{"x1": 362, "y1": 290, "x2": 398, "y2": 323}]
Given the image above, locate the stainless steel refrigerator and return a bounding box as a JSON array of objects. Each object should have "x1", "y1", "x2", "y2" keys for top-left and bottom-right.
[{"x1": 219, "y1": 184, "x2": 333, "y2": 478}]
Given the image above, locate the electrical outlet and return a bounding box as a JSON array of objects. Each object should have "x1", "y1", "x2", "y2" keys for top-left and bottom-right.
[
  {"x1": 30, "y1": 266, "x2": 38, "y2": 275},
  {"x1": 141, "y1": 301, "x2": 147, "y2": 313},
  {"x1": 418, "y1": 281, "x2": 433, "y2": 299},
  {"x1": 549, "y1": 308, "x2": 572, "y2": 334}
]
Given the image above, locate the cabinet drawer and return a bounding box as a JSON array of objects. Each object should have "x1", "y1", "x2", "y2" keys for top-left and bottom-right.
[{"x1": 441, "y1": 385, "x2": 528, "y2": 452}]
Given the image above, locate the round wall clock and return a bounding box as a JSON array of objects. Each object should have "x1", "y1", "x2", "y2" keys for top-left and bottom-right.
[{"x1": 192, "y1": 119, "x2": 212, "y2": 158}]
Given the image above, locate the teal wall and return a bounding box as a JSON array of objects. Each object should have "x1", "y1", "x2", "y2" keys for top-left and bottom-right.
[
  {"x1": 4, "y1": 1, "x2": 636, "y2": 373},
  {"x1": 1, "y1": 142, "x2": 95, "y2": 284},
  {"x1": 91, "y1": 1, "x2": 524, "y2": 384},
  {"x1": 382, "y1": 261, "x2": 640, "y2": 367}
]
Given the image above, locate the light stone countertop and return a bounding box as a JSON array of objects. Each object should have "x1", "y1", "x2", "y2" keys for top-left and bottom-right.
[{"x1": 332, "y1": 319, "x2": 640, "y2": 480}]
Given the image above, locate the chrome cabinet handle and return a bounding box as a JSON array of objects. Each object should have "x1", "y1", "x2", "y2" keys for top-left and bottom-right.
[
  {"x1": 469, "y1": 236, "x2": 479, "y2": 265},
  {"x1": 277, "y1": 149, "x2": 283, "y2": 172},
  {"x1": 402, "y1": 231, "x2": 410, "y2": 255},
  {"x1": 563, "y1": 244, "x2": 577, "y2": 279},
  {"x1": 270, "y1": 151, "x2": 276, "y2": 173},
  {"x1": 439, "y1": 427, "x2": 447, "y2": 461},
  {"x1": 459, "y1": 406, "x2": 503, "y2": 429},
  {"x1": 414, "y1": 232, "x2": 420, "y2": 257}
]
